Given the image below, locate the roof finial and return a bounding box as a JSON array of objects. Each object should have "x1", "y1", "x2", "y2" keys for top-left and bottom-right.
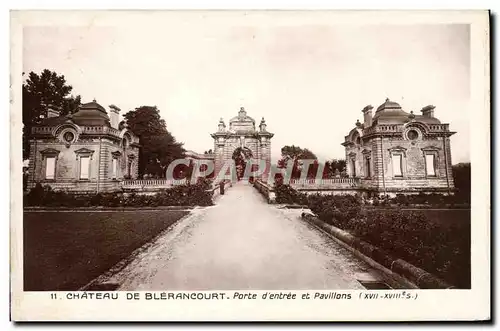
[
  {"x1": 93, "y1": 98, "x2": 96, "y2": 102},
  {"x1": 239, "y1": 106, "x2": 246, "y2": 117},
  {"x1": 385, "y1": 97, "x2": 390, "y2": 102}
]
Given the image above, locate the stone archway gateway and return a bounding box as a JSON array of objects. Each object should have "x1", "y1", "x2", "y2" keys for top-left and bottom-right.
[{"x1": 211, "y1": 107, "x2": 274, "y2": 181}]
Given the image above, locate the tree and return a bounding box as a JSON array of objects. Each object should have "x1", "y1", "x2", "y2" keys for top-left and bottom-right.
[
  {"x1": 280, "y1": 145, "x2": 317, "y2": 165},
  {"x1": 123, "y1": 106, "x2": 185, "y2": 178},
  {"x1": 22, "y1": 69, "x2": 81, "y2": 159},
  {"x1": 278, "y1": 145, "x2": 318, "y2": 179}
]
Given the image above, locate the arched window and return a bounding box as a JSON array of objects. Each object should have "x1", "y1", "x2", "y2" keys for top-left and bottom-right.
[
  {"x1": 348, "y1": 152, "x2": 357, "y2": 178},
  {"x1": 122, "y1": 133, "x2": 132, "y2": 149},
  {"x1": 362, "y1": 149, "x2": 372, "y2": 178},
  {"x1": 352, "y1": 131, "x2": 361, "y2": 145}
]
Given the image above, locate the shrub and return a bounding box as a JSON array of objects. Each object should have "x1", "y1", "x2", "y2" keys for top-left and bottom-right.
[
  {"x1": 386, "y1": 192, "x2": 469, "y2": 207},
  {"x1": 394, "y1": 194, "x2": 410, "y2": 206},
  {"x1": 90, "y1": 193, "x2": 104, "y2": 206},
  {"x1": 308, "y1": 194, "x2": 362, "y2": 227},
  {"x1": 25, "y1": 183, "x2": 46, "y2": 206},
  {"x1": 352, "y1": 210, "x2": 470, "y2": 288},
  {"x1": 195, "y1": 177, "x2": 213, "y2": 191},
  {"x1": 453, "y1": 163, "x2": 471, "y2": 199},
  {"x1": 307, "y1": 195, "x2": 470, "y2": 288},
  {"x1": 23, "y1": 181, "x2": 214, "y2": 208}
]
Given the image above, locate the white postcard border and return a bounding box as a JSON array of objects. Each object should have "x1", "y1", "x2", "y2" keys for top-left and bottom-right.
[{"x1": 10, "y1": 10, "x2": 490, "y2": 321}]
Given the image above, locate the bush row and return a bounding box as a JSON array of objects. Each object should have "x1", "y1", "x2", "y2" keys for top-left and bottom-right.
[
  {"x1": 379, "y1": 192, "x2": 470, "y2": 207},
  {"x1": 305, "y1": 191, "x2": 470, "y2": 288},
  {"x1": 273, "y1": 183, "x2": 308, "y2": 205},
  {"x1": 24, "y1": 180, "x2": 214, "y2": 208},
  {"x1": 273, "y1": 182, "x2": 469, "y2": 208},
  {"x1": 351, "y1": 210, "x2": 469, "y2": 288}
]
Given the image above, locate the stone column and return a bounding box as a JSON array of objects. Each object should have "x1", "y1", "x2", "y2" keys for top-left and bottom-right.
[{"x1": 259, "y1": 138, "x2": 271, "y2": 182}]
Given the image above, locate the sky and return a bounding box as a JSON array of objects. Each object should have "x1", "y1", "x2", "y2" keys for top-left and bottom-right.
[{"x1": 23, "y1": 12, "x2": 471, "y2": 163}]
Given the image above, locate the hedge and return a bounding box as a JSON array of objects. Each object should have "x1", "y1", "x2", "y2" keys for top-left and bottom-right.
[
  {"x1": 273, "y1": 183, "x2": 308, "y2": 205},
  {"x1": 24, "y1": 179, "x2": 214, "y2": 208},
  {"x1": 307, "y1": 193, "x2": 470, "y2": 288}
]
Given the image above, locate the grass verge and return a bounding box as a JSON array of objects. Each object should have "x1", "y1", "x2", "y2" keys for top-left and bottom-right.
[{"x1": 23, "y1": 210, "x2": 189, "y2": 291}]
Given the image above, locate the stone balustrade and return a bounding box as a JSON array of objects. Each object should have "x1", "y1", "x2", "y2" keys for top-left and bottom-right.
[
  {"x1": 32, "y1": 125, "x2": 140, "y2": 144},
  {"x1": 32, "y1": 126, "x2": 54, "y2": 135},
  {"x1": 82, "y1": 126, "x2": 139, "y2": 142},
  {"x1": 122, "y1": 179, "x2": 188, "y2": 191},
  {"x1": 428, "y1": 124, "x2": 450, "y2": 131}
]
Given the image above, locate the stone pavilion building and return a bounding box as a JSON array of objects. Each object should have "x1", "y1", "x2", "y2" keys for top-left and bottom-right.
[
  {"x1": 26, "y1": 100, "x2": 140, "y2": 193},
  {"x1": 342, "y1": 99, "x2": 456, "y2": 195}
]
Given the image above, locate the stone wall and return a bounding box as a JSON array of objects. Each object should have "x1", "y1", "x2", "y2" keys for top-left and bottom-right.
[
  {"x1": 28, "y1": 139, "x2": 99, "y2": 191},
  {"x1": 376, "y1": 136, "x2": 454, "y2": 193},
  {"x1": 27, "y1": 137, "x2": 139, "y2": 193},
  {"x1": 213, "y1": 135, "x2": 271, "y2": 179},
  {"x1": 253, "y1": 179, "x2": 276, "y2": 203}
]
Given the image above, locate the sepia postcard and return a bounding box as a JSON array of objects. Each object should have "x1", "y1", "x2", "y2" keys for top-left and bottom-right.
[{"x1": 10, "y1": 10, "x2": 490, "y2": 321}]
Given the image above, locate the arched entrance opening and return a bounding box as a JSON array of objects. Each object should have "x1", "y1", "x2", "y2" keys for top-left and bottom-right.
[{"x1": 232, "y1": 147, "x2": 252, "y2": 181}]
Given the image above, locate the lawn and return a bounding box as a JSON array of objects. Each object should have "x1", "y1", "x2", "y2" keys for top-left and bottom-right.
[{"x1": 23, "y1": 210, "x2": 189, "y2": 291}]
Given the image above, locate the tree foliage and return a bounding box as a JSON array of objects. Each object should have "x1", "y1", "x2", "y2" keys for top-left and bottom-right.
[
  {"x1": 280, "y1": 145, "x2": 317, "y2": 163},
  {"x1": 22, "y1": 69, "x2": 81, "y2": 159},
  {"x1": 324, "y1": 159, "x2": 347, "y2": 178},
  {"x1": 123, "y1": 106, "x2": 185, "y2": 178},
  {"x1": 452, "y1": 163, "x2": 471, "y2": 201},
  {"x1": 278, "y1": 145, "x2": 318, "y2": 179}
]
